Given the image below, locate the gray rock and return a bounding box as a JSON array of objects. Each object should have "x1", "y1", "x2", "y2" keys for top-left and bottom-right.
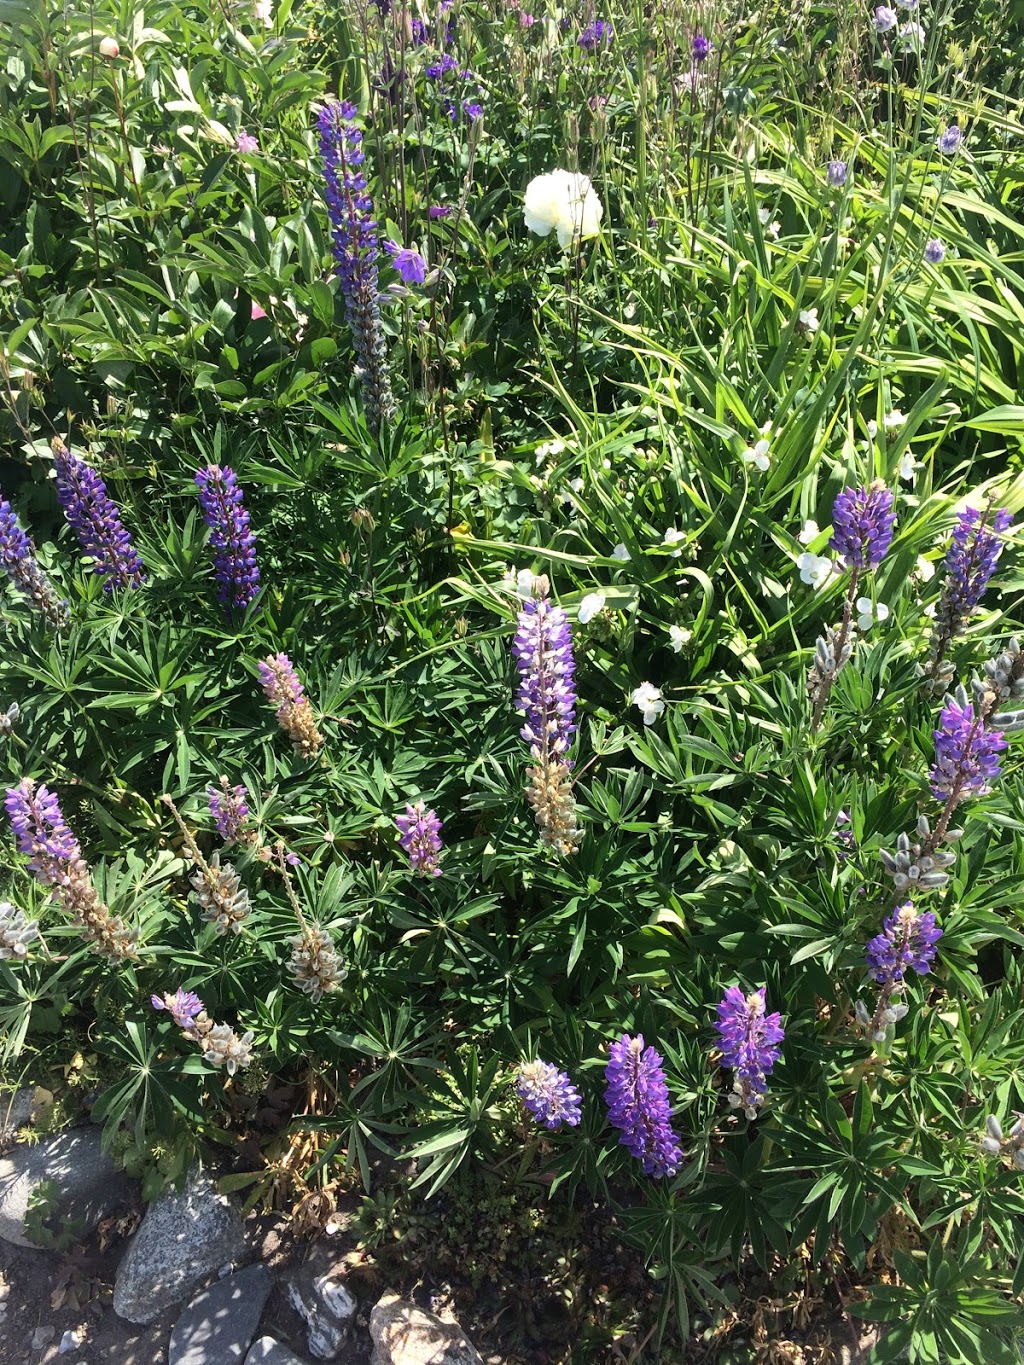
[
  {"x1": 0, "y1": 1089, "x2": 35, "y2": 1132},
  {"x1": 58, "y1": 1328, "x2": 83, "y2": 1353},
  {"x1": 0, "y1": 1129, "x2": 131, "y2": 1248},
  {"x1": 112, "y1": 1169, "x2": 248, "y2": 1324},
  {"x1": 369, "y1": 1291, "x2": 483, "y2": 1365},
  {"x1": 30, "y1": 1325, "x2": 55, "y2": 1351},
  {"x1": 284, "y1": 1267, "x2": 356, "y2": 1361},
  {"x1": 168, "y1": 1264, "x2": 272, "y2": 1365},
  {"x1": 246, "y1": 1338, "x2": 311, "y2": 1365}
]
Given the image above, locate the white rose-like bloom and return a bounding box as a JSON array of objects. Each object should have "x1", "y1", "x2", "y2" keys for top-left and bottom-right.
[
  {"x1": 578, "y1": 592, "x2": 606, "y2": 624},
  {"x1": 524, "y1": 170, "x2": 603, "y2": 250},
  {"x1": 631, "y1": 682, "x2": 665, "y2": 726}
]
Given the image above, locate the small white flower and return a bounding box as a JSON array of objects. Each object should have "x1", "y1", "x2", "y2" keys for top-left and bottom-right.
[
  {"x1": 866, "y1": 419, "x2": 879, "y2": 440},
  {"x1": 757, "y1": 209, "x2": 780, "y2": 238},
  {"x1": 741, "y1": 438, "x2": 771, "y2": 472},
  {"x1": 611, "y1": 543, "x2": 631, "y2": 562},
  {"x1": 798, "y1": 308, "x2": 819, "y2": 334},
  {"x1": 253, "y1": 0, "x2": 274, "y2": 24},
  {"x1": 898, "y1": 451, "x2": 917, "y2": 484},
  {"x1": 884, "y1": 408, "x2": 907, "y2": 429},
  {"x1": 568, "y1": 476, "x2": 585, "y2": 493},
  {"x1": 578, "y1": 592, "x2": 606, "y2": 624},
  {"x1": 798, "y1": 519, "x2": 820, "y2": 546},
  {"x1": 507, "y1": 568, "x2": 540, "y2": 598},
  {"x1": 797, "y1": 552, "x2": 833, "y2": 588},
  {"x1": 856, "y1": 597, "x2": 890, "y2": 631},
  {"x1": 535, "y1": 438, "x2": 567, "y2": 464},
  {"x1": 916, "y1": 555, "x2": 936, "y2": 582},
  {"x1": 663, "y1": 528, "x2": 686, "y2": 557},
  {"x1": 669, "y1": 625, "x2": 692, "y2": 653},
  {"x1": 924, "y1": 601, "x2": 937, "y2": 619},
  {"x1": 631, "y1": 682, "x2": 665, "y2": 726}
]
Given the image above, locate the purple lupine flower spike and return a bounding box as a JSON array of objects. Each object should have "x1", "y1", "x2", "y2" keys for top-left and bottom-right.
[
  {"x1": 829, "y1": 483, "x2": 897, "y2": 568},
  {"x1": 928, "y1": 506, "x2": 1013, "y2": 687},
  {"x1": 52, "y1": 439, "x2": 146, "y2": 590},
  {"x1": 714, "y1": 986, "x2": 785, "y2": 1119},
  {"x1": 929, "y1": 697, "x2": 1007, "y2": 802},
  {"x1": 317, "y1": 101, "x2": 395, "y2": 431},
  {"x1": 0, "y1": 496, "x2": 68, "y2": 627},
  {"x1": 152, "y1": 988, "x2": 206, "y2": 1030},
  {"x1": 512, "y1": 579, "x2": 581, "y2": 854},
  {"x1": 194, "y1": 465, "x2": 260, "y2": 610},
  {"x1": 578, "y1": 18, "x2": 613, "y2": 49},
  {"x1": 865, "y1": 903, "x2": 942, "y2": 984},
  {"x1": 208, "y1": 778, "x2": 250, "y2": 843},
  {"x1": 691, "y1": 32, "x2": 711, "y2": 62},
  {"x1": 515, "y1": 1060, "x2": 582, "y2": 1129},
  {"x1": 4, "y1": 778, "x2": 80, "y2": 884},
  {"x1": 604, "y1": 1033, "x2": 684, "y2": 1178},
  {"x1": 257, "y1": 653, "x2": 324, "y2": 759},
  {"x1": 396, "y1": 801, "x2": 443, "y2": 877}
]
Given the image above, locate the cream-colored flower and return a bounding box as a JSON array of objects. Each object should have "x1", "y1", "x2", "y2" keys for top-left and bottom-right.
[
  {"x1": 631, "y1": 682, "x2": 665, "y2": 726},
  {"x1": 578, "y1": 592, "x2": 606, "y2": 624},
  {"x1": 524, "y1": 170, "x2": 603, "y2": 249}
]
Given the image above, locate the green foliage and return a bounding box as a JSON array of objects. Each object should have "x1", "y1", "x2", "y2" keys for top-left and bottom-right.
[{"x1": 3, "y1": 0, "x2": 1024, "y2": 1357}]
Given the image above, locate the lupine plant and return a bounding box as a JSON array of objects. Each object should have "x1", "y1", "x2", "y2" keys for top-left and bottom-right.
[{"x1": 3, "y1": 0, "x2": 1024, "y2": 1358}]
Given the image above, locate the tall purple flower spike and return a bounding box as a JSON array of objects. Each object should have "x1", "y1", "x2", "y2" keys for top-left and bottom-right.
[
  {"x1": 604, "y1": 1033, "x2": 683, "y2": 1178},
  {"x1": 194, "y1": 464, "x2": 260, "y2": 610},
  {"x1": 829, "y1": 484, "x2": 896, "y2": 569},
  {"x1": 715, "y1": 986, "x2": 785, "y2": 1119},
  {"x1": 52, "y1": 439, "x2": 146, "y2": 590}
]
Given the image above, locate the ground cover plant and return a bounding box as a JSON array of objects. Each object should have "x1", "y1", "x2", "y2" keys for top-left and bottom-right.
[{"x1": 3, "y1": 0, "x2": 1024, "y2": 1357}]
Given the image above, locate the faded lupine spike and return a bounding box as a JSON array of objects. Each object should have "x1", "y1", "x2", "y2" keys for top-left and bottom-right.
[
  {"x1": 513, "y1": 581, "x2": 581, "y2": 854},
  {"x1": 987, "y1": 1114, "x2": 1004, "y2": 1141},
  {"x1": 0, "y1": 901, "x2": 40, "y2": 960},
  {"x1": 257, "y1": 654, "x2": 324, "y2": 760},
  {"x1": 515, "y1": 1060, "x2": 583, "y2": 1130},
  {"x1": 287, "y1": 925, "x2": 347, "y2": 1002},
  {"x1": 152, "y1": 989, "x2": 255, "y2": 1076},
  {"x1": 0, "y1": 497, "x2": 68, "y2": 627},
  {"x1": 979, "y1": 1111, "x2": 1024, "y2": 1167},
  {"x1": 190, "y1": 854, "x2": 251, "y2": 936},
  {"x1": 5, "y1": 778, "x2": 137, "y2": 960},
  {"x1": 807, "y1": 625, "x2": 854, "y2": 708}
]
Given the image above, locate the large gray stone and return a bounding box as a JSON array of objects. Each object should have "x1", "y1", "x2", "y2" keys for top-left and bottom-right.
[
  {"x1": 168, "y1": 1264, "x2": 272, "y2": 1365},
  {"x1": 246, "y1": 1338, "x2": 311, "y2": 1365},
  {"x1": 0, "y1": 1128, "x2": 131, "y2": 1248},
  {"x1": 112, "y1": 1169, "x2": 248, "y2": 1324},
  {"x1": 284, "y1": 1266, "x2": 356, "y2": 1360},
  {"x1": 369, "y1": 1291, "x2": 483, "y2": 1365}
]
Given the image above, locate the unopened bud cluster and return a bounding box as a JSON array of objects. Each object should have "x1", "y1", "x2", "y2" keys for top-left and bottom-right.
[
  {"x1": 287, "y1": 925, "x2": 347, "y2": 1002},
  {"x1": 806, "y1": 625, "x2": 854, "y2": 706},
  {"x1": 978, "y1": 638, "x2": 1024, "y2": 715},
  {"x1": 153, "y1": 989, "x2": 255, "y2": 1076},
  {"x1": 981, "y1": 1114, "x2": 1024, "y2": 1170},
  {"x1": 0, "y1": 702, "x2": 19, "y2": 738},
  {"x1": 0, "y1": 901, "x2": 40, "y2": 960},
  {"x1": 163, "y1": 796, "x2": 251, "y2": 936},
  {"x1": 879, "y1": 815, "x2": 959, "y2": 893}
]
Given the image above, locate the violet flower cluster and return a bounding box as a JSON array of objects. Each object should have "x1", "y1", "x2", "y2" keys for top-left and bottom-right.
[
  {"x1": 715, "y1": 987, "x2": 785, "y2": 1119},
  {"x1": 829, "y1": 483, "x2": 897, "y2": 569},
  {"x1": 396, "y1": 801, "x2": 443, "y2": 877},
  {"x1": 512, "y1": 579, "x2": 581, "y2": 855},
  {"x1": 928, "y1": 505, "x2": 1013, "y2": 687},
  {"x1": 515, "y1": 1060, "x2": 582, "y2": 1130},
  {"x1": 208, "y1": 778, "x2": 250, "y2": 844},
  {"x1": 4, "y1": 777, "x2": 137, "y2": 959},
  {"x1": 929, "y1": 697, "x2": 1006, "y2": 803},
  {"x1": 194, "y1": 465, "x2": 260, "y2": 610},
  {"x1": 151, "y1": 988, "x2": 254, "y2": 1074},
  {"x1": 52, "y1": 439, "x2": 146, "y2": 590},
  {"x1": 857, "y1": 902, "x2": 941, "y2": 1043},
  {"x1": 317, "y1": 100, "x2": 395, "y2": 430},
  {"x1": 578, "y1": 19, "x2": 612, "y2": 50},
  {"x1": 0, "y1": 497, "x2": 68, "y2": 628},
  {"x1": 604, "y1": 1034, "x2": 684, "y2": 1178}
]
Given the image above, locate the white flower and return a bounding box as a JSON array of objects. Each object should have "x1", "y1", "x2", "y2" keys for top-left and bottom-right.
[
  {"x1": 253, "y1": 0, "x2": 274, "y2": 24},
  {"x1": 899, "y1": 20, "x2": 926, "y2": 50},
  {"x1": 758, "y1": 208, "x2": 781, "y2": 239},
  {"x1": 631, "y1": 682, "x2": 665, "y2": 726},
  {"x1": 898, "y1": 451, "x2": 917, "y2": 483},
  {"x1": 866, "y1": 419, "x2": 879, "y2": 440},
  {"x1": 856, "y1": 597, "x2": 890, "y2": 631},
  {"x1": 884, "y1": 408, "x2": 906, "y2": 429},
  {"x1": 505, "y1": 567, "x2": 542, "y2": 598},
  {"x1": 611, "y1": 543, "x2": 631, "y2": 562},
  {"x1": 797, "y1": 552, "x2": 833, "y2": 588},
  {"x1": 669, "y1": 625, "x2": 692, "y2": 653},
  {"x1": 798, "y1": 519, "x2": 820, "y2": 545},
  {"x1": 741, "y1": 438, "x2": 771, "y2": 472},
  {"x1": 663, "y1": 528, "x2": 686, "y2": 557},
  {"x1": 568, "y1": 476, "x2": 584, "y2": 493},
  {"x1": 578, "y1": 592, "x2": 606, "y2": 624},
  {"x1": 524, "y1": 170, "x2": 604, "y2": 249},
  {"x1": 535, "y1": 438, "x2": 567, "y2": 464},
  {"x1": 98, "y1": 35, "x2": 120, "y2": 58},
  {"x1": 798, "y1": 308, "x2": 819, "y2": 334},
  {"x1": 916, "y1": 555, "x2": 936, "y2": 582}
]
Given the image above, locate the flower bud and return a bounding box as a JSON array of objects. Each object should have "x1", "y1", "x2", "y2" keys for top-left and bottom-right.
[
  {"x1": 987, "y1": 1114, "x2": 1004, "y2": 1141},
  {"x1": 98, "y1": 36, "x2": 120, "y2": 58}
]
